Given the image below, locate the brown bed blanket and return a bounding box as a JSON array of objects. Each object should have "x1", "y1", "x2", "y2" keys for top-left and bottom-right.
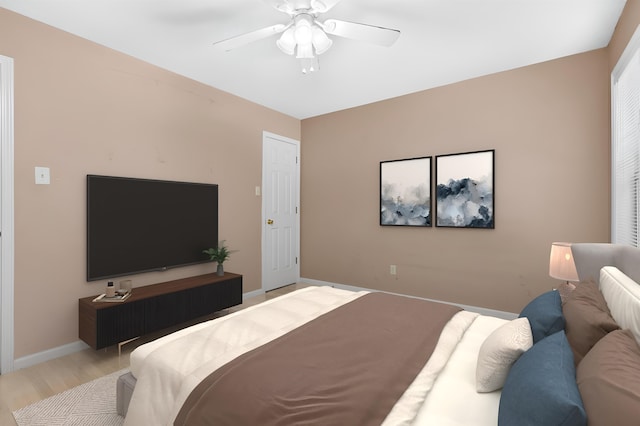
[{"x1": 175, "y1": 291, "x2": 461, "y2": 426}]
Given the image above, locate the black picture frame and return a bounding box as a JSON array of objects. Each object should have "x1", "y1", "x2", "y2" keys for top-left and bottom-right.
[
  {"x1": 435, "y1": 150, "x2": 495, "y2": 228},
  {"x1": 380, "y1": 156, "x2": 432, "y2": 227}
]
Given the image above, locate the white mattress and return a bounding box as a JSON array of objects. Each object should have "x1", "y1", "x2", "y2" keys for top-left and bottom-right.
[{"x1": 125, "y1": 286, "x2": 506, "y2": 426}]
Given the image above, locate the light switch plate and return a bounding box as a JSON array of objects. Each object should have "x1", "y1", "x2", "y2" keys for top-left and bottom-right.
[{"x1": 35, "y1": 166, "x2": 50, "y2": 184}]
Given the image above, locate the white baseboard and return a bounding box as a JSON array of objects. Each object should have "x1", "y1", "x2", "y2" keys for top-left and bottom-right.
[
  {"x1": 14, "y1": 340, "x2": 90, "y2": 371},
  {"x1": 300, "y1": 277, "x2": 517, "y2": 320},
  {"x1": 243, "y1": 289, "x2": 264, "y2": 300}
]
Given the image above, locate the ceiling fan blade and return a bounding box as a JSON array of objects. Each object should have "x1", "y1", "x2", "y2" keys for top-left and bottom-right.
[
  {"x1": 213, "y1": 24, "x2": 287, "y2": 51},
  {"x1": 322, "y1": 19, "x2": 400, "y2": 47}
]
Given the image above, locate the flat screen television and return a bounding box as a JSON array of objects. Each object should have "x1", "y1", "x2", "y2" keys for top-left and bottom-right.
[{"x1": 87, "y1": 175, "x2": 218, "y2": 281}]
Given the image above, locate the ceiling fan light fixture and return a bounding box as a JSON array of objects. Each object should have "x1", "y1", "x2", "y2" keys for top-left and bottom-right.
[
  {"x1": 311, "y1": 26, "x2": 332, "y2": 55},
  {"x1": 296, "y1": 41, "x2": 314, "y2": 59},
  {"x1": 213, "y1": 1, "x2": 401, "y2": 75},
  {"x1": 276, "y1": 27, "x2": 296, "y2": 55},
  {"x1": 294, "y1": 15, "x2": 313, "y2": 45}
]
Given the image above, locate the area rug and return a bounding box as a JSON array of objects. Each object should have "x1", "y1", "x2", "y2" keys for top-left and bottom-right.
[{"x1": 12, "y1": 369, "x2": 127, "y2": 426}]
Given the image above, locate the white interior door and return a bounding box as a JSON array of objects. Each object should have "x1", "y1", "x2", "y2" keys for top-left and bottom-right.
[
  {"x1": 0, "y1": 55, "x2": 15, "y2": 374},
  {"x1": 262, "y1": 132, "x2": 300, "y2": 292}
]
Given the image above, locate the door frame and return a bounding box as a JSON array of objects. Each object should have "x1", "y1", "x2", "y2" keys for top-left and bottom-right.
[
  {"x1": 0, "y1": 55, "x2": 15, "y2": 374},
  {"x1": 261, "y1": 131, "x2": 301, "y2": 292}
]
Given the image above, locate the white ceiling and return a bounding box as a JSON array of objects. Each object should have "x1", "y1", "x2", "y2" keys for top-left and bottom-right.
[{"x1": 0, "y1": 0, "x2": 627, "y2": 119}]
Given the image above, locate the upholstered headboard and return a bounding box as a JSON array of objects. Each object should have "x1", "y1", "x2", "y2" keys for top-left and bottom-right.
[{"x1": 571, "y1": 243, "x2": 640, "y2": 284}]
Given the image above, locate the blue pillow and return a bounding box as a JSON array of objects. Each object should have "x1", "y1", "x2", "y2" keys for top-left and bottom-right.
[
  {"x1": 519, "y1": 290, "x2": 565, "y2": 343},
  {"x1": 498, "y1": 331, "x2": 586, "y2": 426}
]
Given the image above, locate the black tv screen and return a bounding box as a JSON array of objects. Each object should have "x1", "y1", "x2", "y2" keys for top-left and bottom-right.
[{"x1": 87, "y1": 175, "x2": 218, "y2": 281}]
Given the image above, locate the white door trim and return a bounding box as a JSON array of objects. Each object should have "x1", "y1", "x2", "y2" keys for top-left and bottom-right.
[
  {"x1": 261, "y1": 131, "x2": 300, "y2": 291},
  {"x1": 0, "y1": 55, "x2": 15, "y2": 374}
]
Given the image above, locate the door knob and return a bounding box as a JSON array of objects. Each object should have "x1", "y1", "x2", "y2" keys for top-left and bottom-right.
[{"x1": 267, "y1": 219, "x2": 274, "y2": 225}]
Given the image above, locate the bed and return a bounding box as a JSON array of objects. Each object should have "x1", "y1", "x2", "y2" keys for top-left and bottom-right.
[{"x1": 119, "y1": 243, "x2": 640, "y2": 425}]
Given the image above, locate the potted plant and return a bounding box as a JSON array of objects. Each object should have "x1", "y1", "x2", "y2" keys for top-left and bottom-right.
[{"x1": 203, "y1": 240, "x2": 235, "y2": 276}]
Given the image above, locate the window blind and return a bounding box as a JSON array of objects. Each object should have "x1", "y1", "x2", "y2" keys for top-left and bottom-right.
[{"x1": 612, "y1": 29, "x2": 640, "y2": 248}]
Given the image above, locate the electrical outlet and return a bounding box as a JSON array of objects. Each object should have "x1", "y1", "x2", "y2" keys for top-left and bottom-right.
[{"x1": 390, "y1": 264, "x2": 397, "y2": 275}]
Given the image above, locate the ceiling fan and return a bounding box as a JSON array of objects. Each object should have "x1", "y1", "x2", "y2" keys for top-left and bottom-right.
[{"x1": 212, "y1": 0, "x2": 401, "y2": 73}]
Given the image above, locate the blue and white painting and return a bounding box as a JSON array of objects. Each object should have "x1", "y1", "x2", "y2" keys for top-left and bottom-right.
[
  {"x1": 436, "y1": 150, "x2": 494, "y2": 228},
  {"x1": 380, "y1": 157, "x2": 432, "y2": 226}
]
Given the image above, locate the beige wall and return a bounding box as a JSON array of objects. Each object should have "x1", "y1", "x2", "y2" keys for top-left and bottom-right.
[
  {"x1": 300, "y1": 49, "x2": 611, "y2": 313},
  {"x1": 0, "y1": 9, "x2": 300, "y2": 358},
  {"x1": 609, "y1": 0, "x2": 640, "y2": 68}
]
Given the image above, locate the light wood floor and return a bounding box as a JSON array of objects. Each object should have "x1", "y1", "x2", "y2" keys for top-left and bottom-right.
[{"x1": 0, "y1": 283, "x2": 305, "y2": 425}]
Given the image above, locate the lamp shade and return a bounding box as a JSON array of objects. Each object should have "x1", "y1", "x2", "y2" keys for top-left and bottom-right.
[
  {"x1": 549, "y1": 242, "x2": 579, "y2": 282},
  {"x1": 311, "y1": 26, "x2": 332, "y2": 55},
  {"x1": 276, "y1": 27, "x2": 296, "y2": 55}
]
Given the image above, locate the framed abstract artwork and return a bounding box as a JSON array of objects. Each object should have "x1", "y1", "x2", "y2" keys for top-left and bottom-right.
[
  {"x1": 435, "y1": 150, "x2": 495, "y2": 228},
  {"x1": 380, "y1": 156, "x2": 432, "y2": 227}
]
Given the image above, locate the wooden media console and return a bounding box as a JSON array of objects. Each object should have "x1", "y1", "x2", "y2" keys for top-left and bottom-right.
[{"x1": 79, "y1": 272, "x2": 242, "y2": 349}]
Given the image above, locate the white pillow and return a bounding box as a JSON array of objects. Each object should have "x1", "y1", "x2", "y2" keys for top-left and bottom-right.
[
  {"x1": 476, "y1": 317, "x2": 533, "y2": 393},
  {"x1": 599, "y1": 266, "x2": 640, "y2": 345}
]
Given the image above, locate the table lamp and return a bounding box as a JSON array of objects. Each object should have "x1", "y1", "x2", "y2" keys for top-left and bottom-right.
[{"x1": 549, "y1": 242, "x2": 579, "y2": 296}]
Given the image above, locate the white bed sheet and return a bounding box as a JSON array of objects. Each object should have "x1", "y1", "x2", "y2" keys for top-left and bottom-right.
[
  {"x1": 413, "y1": 315, "x2": 507, "y2": 426},
  {"x1": 383, "y1": 310, "x2": 480, "y2": 425},
  {"x1": 125, "y1": 286, "x2": 506, "y2": 426}
]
